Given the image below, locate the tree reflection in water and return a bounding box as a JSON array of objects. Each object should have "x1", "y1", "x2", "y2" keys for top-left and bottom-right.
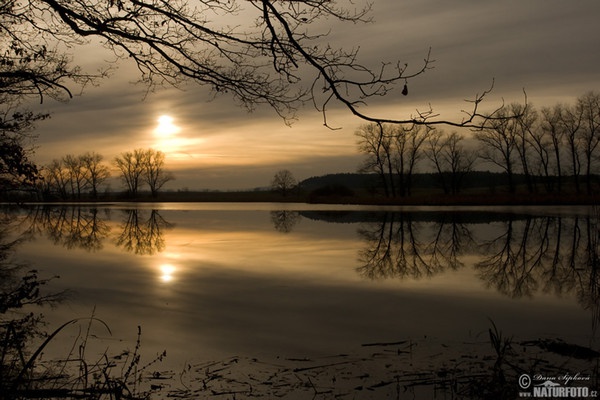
[
  {"x1": 270, "y1": 210, "x2": 301, "y2": 233},
  {"x1": 27, "y1": 206, "x2": 111, "y2": 252},
  {"x1": 356, "y1": 212, "x2": 475, "y2": 280},
  {"x1": 476, "y1": 215, "x2": 600, "y2": 331},
  {"x1": 15, "y1": 206, "x2": 172, "y2": 256},
  {"x1": 116, "y1": 209, "x2": 173, "y2": 255},
  {"x1": 351, "y1": 210, "x2": 600, "y2": 330}
]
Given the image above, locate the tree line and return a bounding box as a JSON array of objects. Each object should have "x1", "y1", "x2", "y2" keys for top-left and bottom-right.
[
  {"x1": 356, "y1": 90, "x2": 600, "y2": 197},
  {"x1": 38, "y1": 148, "x2": 174, "y2": 200}
]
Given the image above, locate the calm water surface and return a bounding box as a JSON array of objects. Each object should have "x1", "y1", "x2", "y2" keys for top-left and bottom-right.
[{"x1": 5, "y1": 203, "x2": 599, "y2": 374}]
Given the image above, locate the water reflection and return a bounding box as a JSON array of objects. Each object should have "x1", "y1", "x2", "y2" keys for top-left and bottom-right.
[
  {"x1": 355, "y1": 212, "x2": 473, "y2": 280},
  {"x1": 1, "y1": 205, "x2": 598, "y2": 397},
  {"x1": 115, "y1": 209, "x2": 173, "y2": 255},
  {"x1": 300, "y1": 210, "x2": 600, "y2": 328},
  {"x1": 0, "y1": 209, "x2": 65, "y2": 395},
  {"x1": 10, "y1": 206, "x2": 600, "y2": 313},
  {"x1": 159, "y1": 263, "x2": 177, "y2": 283},
  {"x1": 27, "y1": 206, "x2": 110, "y2": 251},
  {"x1": 18, "y1": 206, "x2": 172, "y2": 256},
  {"x1": 270, "y1": 210, "x2": 301, "y2": 233}
]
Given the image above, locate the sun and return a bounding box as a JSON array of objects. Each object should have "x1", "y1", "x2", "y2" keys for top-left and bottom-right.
[
  {"x1": 151, "y1": 114, "x2": 202, "y2": 158},
  {"x1": 154, "y1": 115, "x2": 180, "y2": 138}
]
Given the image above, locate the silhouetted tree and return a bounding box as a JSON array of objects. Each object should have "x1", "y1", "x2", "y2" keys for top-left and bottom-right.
[
  {"x1": 114, "y1": 149, "x2": 145, "y2": 197},
  {"x1": 42, "y1": 152, "x2": 110, "y2": 199},
  {"x1": 140, "y1": 149, "x2": 174, "y2": 197},
  {"x1": 356, "y1": 123, "x2": 430, "y2": 197},
  {"x1": 475, "y1": 109, "x2": 517, "y2": 193},
  {"x1": 80, "y1": 152, "x2": 110, "y2": 199},
  {"x1": 540, "y1": 104, "x2": 566, "y2": 193},
  {"x1": 42, "y1": 159, "x2": 70, "y2": 199},
  {"x1": 525, "y1": 104, "x2": 554, "y2": 193},
  {"x1": 559, "y1": 102, "x2": 584, "y2": 193},
  {"x1": 577, "y1": 91, "x2": 600, "y2": 194},
  {"x1": 511, "y1": 102, "x2": 537, "y2": 193},
  {"x1": 0, "y1": 108, "x2": 45, "y2": 194},
  {"x1": 393, "y1": 124, "x2": 431, "y2": 196},
  {"x1": 271, "y1": 169, "x2": 297, "y2": 196},
  {"x1": 426, "y1": 130, "x2": 476, "y2": 194},
  {"x1": 356, "y1": 123, "x2": 393, "y2": 197},
  {"x1": 63, "y1": 154, "x2": 86, "y2": 199},
  {"x1": 426, "y1": 131, "x2": 450, "y2": 194}
]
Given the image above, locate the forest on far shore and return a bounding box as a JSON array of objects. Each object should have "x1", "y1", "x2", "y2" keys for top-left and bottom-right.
[
  {"x1": 4, "y1": 170, "x2": 593, "y2": 205},
  {"x1": 297, "y1": 171, "x2": 600, "y2": 205}
]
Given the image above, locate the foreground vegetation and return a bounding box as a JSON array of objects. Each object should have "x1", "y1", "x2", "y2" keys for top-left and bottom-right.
[{"x1": 2, "y1": 311, "x2": 598, "y2": 399}]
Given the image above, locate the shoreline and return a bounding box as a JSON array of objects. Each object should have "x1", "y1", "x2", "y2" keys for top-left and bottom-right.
[{"x1": 7, "y1": 191, "x2": 600, "y2": 206}]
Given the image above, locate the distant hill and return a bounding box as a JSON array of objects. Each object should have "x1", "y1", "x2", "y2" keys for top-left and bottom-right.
[
  {"x1": 299, "y1": 173, "x2": 374, "y2": 191},
  {"x1": 299, "y1": 171, "x2": 534, "y2": 192}
]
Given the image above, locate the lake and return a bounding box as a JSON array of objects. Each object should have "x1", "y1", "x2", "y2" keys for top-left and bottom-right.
[{"x1": 2, "y1": 203, "x2": 598, "y2": 398}]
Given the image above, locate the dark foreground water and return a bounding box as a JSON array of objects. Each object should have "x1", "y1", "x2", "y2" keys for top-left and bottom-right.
[{"x1": 2, "y1": 203, "x2": 599, "y2": 398}]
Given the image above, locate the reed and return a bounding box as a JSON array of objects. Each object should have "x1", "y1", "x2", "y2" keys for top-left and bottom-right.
[{"x1": 1, "y1": 315, "x2": 165, "y2": 400}]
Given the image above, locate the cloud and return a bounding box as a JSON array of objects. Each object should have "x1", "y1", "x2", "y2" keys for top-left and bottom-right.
[
  {"x1": 170, "y1": 153, "x2": 363, "y2": 190},
  {"x1": 27, "y1": 0, "x2": 600, "y2": 190}
]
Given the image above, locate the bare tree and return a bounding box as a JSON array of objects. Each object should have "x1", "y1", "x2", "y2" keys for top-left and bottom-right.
[
  {"x1": 114, "y1": 148, "x2": 145, "y2": 197},
  {"x1": 393, "y1": 124, "x2": 431, "y2": 196},
  {"x1": 426, "y1": 130, "x2": 476, "y2": 195},
  {"x1": 271, "y1": 169, "x2": 297, "y2": 196},
  {"x1": 356, "y1": 123, "x2": 430, "y2": 197},
  {"x1": 42, "y1": 152, "x2": 109, "y2": 199},
  {"x1": 540, "y1": 104, "x2": 566, "y2": 193},
  {"x1": 475, "y1": 109, "x2": 517, "y2": 193},
  {"x1": 425, "y1": 130, "x2": 449, "y2": 194},
  {"x1": 63, "y1": 154, "x2": 87, "y2": 199},
  {"x1": 577, "y1": 91, "x2": 600, "y2": 195},
  {"x1": 559, "y1": 103, "x2": 584, "y2": 193},
  {"x1": 140, "y1": 149, "x2": 174, "y2": 197},
  {"x1": 355, "y1": 123, "x2": 393, "y2": 197},
  {"x1": 511, "y1": 103, "x2": 537, "y2": 193},
  {"x1": 80, "y1": 152, "x2": 110, "y2": 198},
  {"x1": 43, "y1": 159, "x2": 70, "y2": 199}
]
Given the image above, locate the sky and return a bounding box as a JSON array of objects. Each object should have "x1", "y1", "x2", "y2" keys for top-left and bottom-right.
[{"x1": 28, "y1": 0, "x2": 600, "y2": 191}]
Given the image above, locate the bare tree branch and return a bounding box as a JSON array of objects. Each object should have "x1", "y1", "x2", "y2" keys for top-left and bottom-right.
[{"x1": 2, "y1": 0, "x2": 517, "y2": 127}]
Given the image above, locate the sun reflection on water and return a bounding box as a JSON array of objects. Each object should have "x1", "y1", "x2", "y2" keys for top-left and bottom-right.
[{"x1": 159, "y1": 264, "x2": 176, "y2": 283}]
